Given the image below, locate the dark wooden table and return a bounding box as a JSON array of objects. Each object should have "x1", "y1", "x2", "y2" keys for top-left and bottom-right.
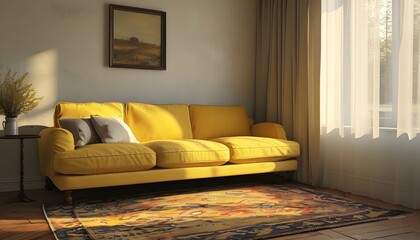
[{"x1": 0, "y1": 135, "x2": 40, "y2": 202}]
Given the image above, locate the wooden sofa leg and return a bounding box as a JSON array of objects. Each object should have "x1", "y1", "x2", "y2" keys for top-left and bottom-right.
[{"x1": 64, "y1": 191, "x2": 73, "y2": 205}]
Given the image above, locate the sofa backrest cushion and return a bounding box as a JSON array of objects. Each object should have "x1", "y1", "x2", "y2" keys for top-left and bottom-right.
[
  {"x1": 125, "y1": 103, "x2": 193, "y2": 142},
  {"x1": 189, "y1": 105, "x2": 251, "y2": 140},
  {"x1": 54, "y1": 102, "x2": 124, "y2": 127}
]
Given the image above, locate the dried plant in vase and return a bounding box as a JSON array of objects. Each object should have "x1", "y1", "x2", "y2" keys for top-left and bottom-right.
[{"x1": 0, "y1": 69, "x2": 43, "y2": 135}]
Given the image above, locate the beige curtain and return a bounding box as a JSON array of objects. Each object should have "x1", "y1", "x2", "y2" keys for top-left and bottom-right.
[{"x1": 255, "y1": 0, "x2": 321, "y2": 185}]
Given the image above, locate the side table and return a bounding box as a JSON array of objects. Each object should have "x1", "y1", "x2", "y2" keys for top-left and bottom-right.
[{"x1": 0, "y1": 135, "x2": 40, "y2": 202}]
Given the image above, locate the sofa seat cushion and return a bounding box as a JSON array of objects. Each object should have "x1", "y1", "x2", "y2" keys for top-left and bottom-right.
[
  {"x1": 54, "y1": 143, "x2": 156, "y2": 175},
  {"x1": 212, "y1": 136, "x2": 300, "y2": 164},
  {"x1": 144, "y1": 140, "x2": 230, "y2": 168}
]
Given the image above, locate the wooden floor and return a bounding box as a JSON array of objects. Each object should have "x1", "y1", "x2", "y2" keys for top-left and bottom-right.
[{"x1": 0, "y1": 176, "x2": 419, "y2": 240}]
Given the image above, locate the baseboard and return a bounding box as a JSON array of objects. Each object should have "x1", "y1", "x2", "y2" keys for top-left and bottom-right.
[{"x1": 0, "y1": 176, "x2": 45, "y2": 192}]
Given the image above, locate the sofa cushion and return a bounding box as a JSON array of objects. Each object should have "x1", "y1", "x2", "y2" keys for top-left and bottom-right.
[
  {"x1": 125, "y1": 103, "x2": 193, "y2": 142},
  {"x1": 144, "y1": 139, "x2": 230, "y2": 168},
  {"x1": 189, "y1": 105, "x2": 251, "y2": 140},
  {"x1": 212, "y1": 136, "x2": 300, "y2": 164},
  {"x1": 55, "y1": 102, "x2": 124, "y2": 128},
  {"x1": 90, "y1": 116, "x2": 139, "y2": 143},
  {"x1": 54, "y1": 143, "x2": 156, "y2": 175},
  {"x1": 58, "y1": 118, "x2": 101, "y2": 147}
]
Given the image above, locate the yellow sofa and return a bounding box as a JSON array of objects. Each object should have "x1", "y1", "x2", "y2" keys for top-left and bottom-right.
[{"x1": 38, "y1": 102, "x2": 300, "y2": 204}]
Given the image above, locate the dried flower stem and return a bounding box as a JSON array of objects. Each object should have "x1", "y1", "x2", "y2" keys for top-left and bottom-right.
[{"x1": 0, "y1": 69, "x2": 43, "y2": 118}]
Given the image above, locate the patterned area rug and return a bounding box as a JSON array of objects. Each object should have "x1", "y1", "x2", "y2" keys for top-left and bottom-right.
[{"x1": 43, "y1": 184, "x2": 407, "y2": 240}]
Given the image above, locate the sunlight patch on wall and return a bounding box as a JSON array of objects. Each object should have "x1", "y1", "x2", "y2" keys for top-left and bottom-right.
[{"x1": 22, "y1": 49, "x2": 58, "y2": 127}]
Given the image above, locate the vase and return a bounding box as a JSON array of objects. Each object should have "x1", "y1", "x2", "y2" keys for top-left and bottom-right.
[{"x1": 2, "y1": 117, "x2": 18, "y2": 136}]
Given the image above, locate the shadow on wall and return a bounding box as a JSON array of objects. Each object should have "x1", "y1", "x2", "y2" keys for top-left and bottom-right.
[
  {"x1": 0, "y1": 46, "x2": 60, "y2": 192},
  {"x1": 0, "y1": 125, "x2": 49, "y2": 192}
]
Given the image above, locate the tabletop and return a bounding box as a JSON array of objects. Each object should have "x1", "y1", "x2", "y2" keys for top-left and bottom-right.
[{"x1": 0, "y1": 135, "x2": 40, "y2": 140}]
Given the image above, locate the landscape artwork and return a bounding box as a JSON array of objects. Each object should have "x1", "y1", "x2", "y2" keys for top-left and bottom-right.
[{"x1": 109, "y1": 5, "x2": 166, "y2": 70}]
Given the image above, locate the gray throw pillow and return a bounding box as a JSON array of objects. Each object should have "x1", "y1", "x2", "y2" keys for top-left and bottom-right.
[
  {"x1": 90, "y1": 115, "x2": 139, "y2": 143},
  {"x1": 59, "y1": 118, "x2": 101, "y2": 147}
]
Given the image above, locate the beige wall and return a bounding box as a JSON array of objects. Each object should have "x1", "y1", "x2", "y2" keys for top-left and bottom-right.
[{"x1": 0, "y1": 0, "x2": 257, "y2": 191}]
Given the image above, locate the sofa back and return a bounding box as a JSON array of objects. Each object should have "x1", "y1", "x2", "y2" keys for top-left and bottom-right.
[
  {"x1": 125, "y1": 102, "x2": 193, "y2": 142},
  {"x1": 189, "y1": 105, "x2": 251, "y2": 140},
  {"x1": 54, "y1": 102, "x2": 124, "y2": 127},
  {"x1": 54, "y1": 102, "x2": 251, "y2": 142}
]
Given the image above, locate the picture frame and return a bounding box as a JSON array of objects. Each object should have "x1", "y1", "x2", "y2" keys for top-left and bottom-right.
[{"x1": 109, "y1": 4, "x2": 166, "y2": 70}]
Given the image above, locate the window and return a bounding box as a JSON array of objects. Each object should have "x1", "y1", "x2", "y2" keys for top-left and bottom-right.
[
  {"x1": 321, "y1": 0, "x2": 420, "y2": 139},
  {"x1": 379, "y1": 0, "x2": 420, "y2": 128}
]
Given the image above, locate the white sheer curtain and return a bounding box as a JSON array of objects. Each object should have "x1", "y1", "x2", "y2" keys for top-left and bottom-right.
[
  {"x1": 321, "y1": 0, "x2": 380, "y2": 138},
  {"x1": 320, "y1": 0, "x2": 420, "y2": 209},
  {"x1": 397, "y1": 0, "x2": 420, "y2": 139}
]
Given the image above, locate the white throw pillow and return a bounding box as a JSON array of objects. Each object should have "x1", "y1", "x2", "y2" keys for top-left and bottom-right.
[{"x1": 90, "y1": 115, "x2": 139, "y2": 143}]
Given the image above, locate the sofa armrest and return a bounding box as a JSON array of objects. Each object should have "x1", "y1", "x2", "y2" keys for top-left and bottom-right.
[
  {"x1": 251, "y1": 122, "x2": 287, "y2": 140},
  {"x1": 38, "y1": 127, "x2": 75, "y2": 177}
]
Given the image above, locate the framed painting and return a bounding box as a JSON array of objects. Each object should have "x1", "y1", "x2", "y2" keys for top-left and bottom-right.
[{"x1": 109, "y1": 4, "x2": 166, "y2": 70}]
